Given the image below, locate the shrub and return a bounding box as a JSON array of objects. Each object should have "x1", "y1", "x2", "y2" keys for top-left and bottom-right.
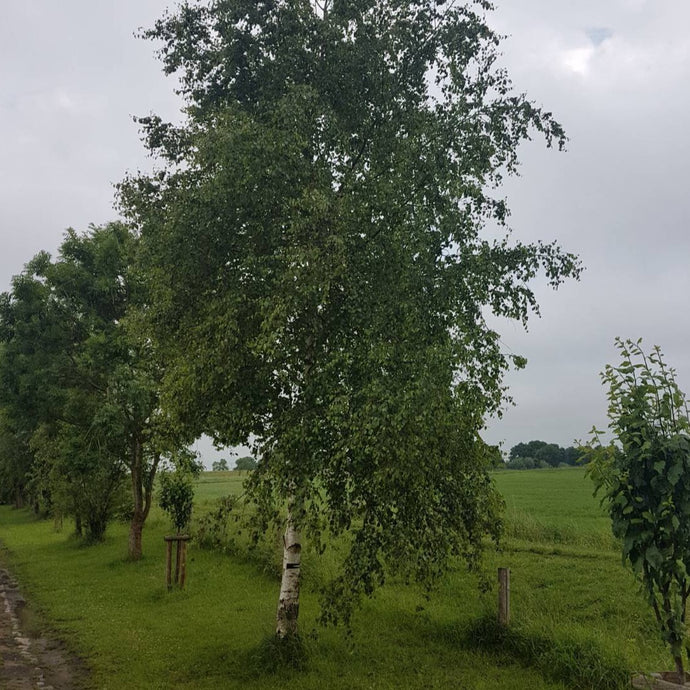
[{"x1": 585, "y1": 338, "x2": 690, "y2": 683}]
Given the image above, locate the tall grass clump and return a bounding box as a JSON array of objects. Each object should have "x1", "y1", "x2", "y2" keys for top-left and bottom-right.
[
  {"x1": 463, "y1": 614, "x2": 631, "y2": 690},
  {"x1": 245, "y1": 633, "x2": 311, "y2": 675}
]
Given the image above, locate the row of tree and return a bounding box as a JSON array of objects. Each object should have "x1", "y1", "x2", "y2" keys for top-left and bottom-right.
[
  {"x1": 0, "y1": 0, "x2": 582, "y2": 637},
  {"x1": 0, "y1": 225, "x2": 193, "y2": 558}
]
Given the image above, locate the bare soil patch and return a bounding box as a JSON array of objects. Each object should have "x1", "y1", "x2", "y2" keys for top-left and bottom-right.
[
  {"x1": 0, "y1": 567, "x2": 89, "y2": 689},
  {"x1": 633, "y1": 671, "x2": 690, "y2": 688}
]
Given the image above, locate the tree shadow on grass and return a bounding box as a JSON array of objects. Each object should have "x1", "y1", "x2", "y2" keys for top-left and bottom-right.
[
  {"x1": 181, "y1": 633, "x2": 311, "y2": 684},
  {"x1": 363, "y1": 603, "x2": 632, "y2": 690},
  {"x1": 453, "y1": 615, "x2": 631, "y2": 690}
]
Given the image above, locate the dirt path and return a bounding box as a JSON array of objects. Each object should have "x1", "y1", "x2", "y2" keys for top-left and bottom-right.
[{"x1": 0, "y1": 568, "x2": 89, "y2": 689}]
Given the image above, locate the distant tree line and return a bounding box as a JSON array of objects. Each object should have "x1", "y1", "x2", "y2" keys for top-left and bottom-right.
[
  {"x1": 210, "y1": 457, "x2": 256, "y2": 472},
  {"x1": 504, "y1": 440, "x2": 584, "y2": 470}
]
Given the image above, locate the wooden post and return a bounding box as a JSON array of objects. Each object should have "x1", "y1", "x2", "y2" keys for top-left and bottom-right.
[
  {"x1": 164, "y1": 535, "x2": 192, "y2": 590},
  {"x1": 165, "y1": 539, "x2": 173, "y2": 591},
  {"x1": 175, "y1": 538, "x2": 182, "y2": 585},
  {"x1": 498, "y1": 567, "x2": 510, "y2": 626},
  {"x1": 179, "y1": 540, "x2": 187, "y2": 589}
]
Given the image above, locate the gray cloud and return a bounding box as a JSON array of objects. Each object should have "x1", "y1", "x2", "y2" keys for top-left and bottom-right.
[
  {"x1": 483, "y1": 0, "x2": 690, "y2": 451},
  {"x1": 0, "y1": 1, "x2": 180, "y2": 281}
]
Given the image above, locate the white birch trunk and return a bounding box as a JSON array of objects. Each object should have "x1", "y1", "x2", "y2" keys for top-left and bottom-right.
[{"x1": 276, "y1": 508, "x2": 302, "y2": 638}]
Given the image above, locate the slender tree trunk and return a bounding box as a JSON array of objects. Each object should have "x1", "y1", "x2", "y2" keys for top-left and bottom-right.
[
  {"x1": 275, "y1": 339, "x2": 312, "y2": 638},
  {"x1": 128, "y1": 438, "x2": 159, "y2": 560},
  {"x1": 276, "y1": 506, "x2": 302, "y2": 638},
  {"x1": 128, "y1": 437, "x2": 145, "y2": 560},
  {"x1": 129, "y1": 513, "x2": 145, "y2": 560}
]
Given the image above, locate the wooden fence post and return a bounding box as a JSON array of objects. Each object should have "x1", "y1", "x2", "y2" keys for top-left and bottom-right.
[{"x1": 498, "y1": 567, "x2": 510, "y2": 626}]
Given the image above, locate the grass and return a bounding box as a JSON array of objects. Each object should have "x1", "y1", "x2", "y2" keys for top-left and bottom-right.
[
  {"x1": 0, "y1": 467, "x2": 672, "y2": 689},
  {"x1": 195, "y1": 471, "x2": 246, "y2": 504},
  {"x1": 494, "y1": 468, "x2": 618, "y2": 549}
]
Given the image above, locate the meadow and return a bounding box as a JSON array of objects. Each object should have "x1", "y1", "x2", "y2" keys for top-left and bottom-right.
[{"x1": 0, "y1": 468, "x2": 672, "y2": 689}]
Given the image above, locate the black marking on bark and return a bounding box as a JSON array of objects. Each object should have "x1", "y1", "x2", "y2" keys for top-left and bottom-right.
[{"x1": 286, "y1": 563, "x2": 300, "y2": 570}]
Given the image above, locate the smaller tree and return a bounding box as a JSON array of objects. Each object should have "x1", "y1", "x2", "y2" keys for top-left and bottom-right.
[
  {"x1": 235, "y1": 456, "x2": 257, "y2": 472},
  {"x1": 212, "y1": 459, "x2": 229, "y2": 472},
  {"x1": 584, "y1": 338, "x2": 690, "y2": 684},
  {"x1": 158, "y1": 451, "x2": 202, "y2": 534}
]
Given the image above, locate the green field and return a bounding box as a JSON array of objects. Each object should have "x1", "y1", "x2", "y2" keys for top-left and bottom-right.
[{"x1": 0, "y1": 468, "x2": 671, "y2": 689}]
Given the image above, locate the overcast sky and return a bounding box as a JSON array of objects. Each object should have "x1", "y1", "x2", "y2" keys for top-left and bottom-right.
[{"x1": 1, "y1": 1, "x2": 689, "y2": 464}]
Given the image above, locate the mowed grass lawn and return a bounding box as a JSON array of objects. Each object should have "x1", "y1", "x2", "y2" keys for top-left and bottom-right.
[{"x1": 0, "y1": 468, "x2": 672, "y2": 689}]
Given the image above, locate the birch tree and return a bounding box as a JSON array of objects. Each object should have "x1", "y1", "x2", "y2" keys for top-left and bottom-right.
[{"x1": 119, "y1": 0, "x2": 582, "y2": 636}]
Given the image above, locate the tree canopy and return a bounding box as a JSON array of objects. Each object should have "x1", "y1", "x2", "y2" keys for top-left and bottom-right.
[{"x1": 119, "y1": 0, "x2": 582, "y2": 633}]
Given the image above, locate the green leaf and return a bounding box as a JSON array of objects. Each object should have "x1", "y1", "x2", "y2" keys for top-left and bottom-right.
[{"x1": 645, "y1": 545, "x2": 664, "y2": 570}]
